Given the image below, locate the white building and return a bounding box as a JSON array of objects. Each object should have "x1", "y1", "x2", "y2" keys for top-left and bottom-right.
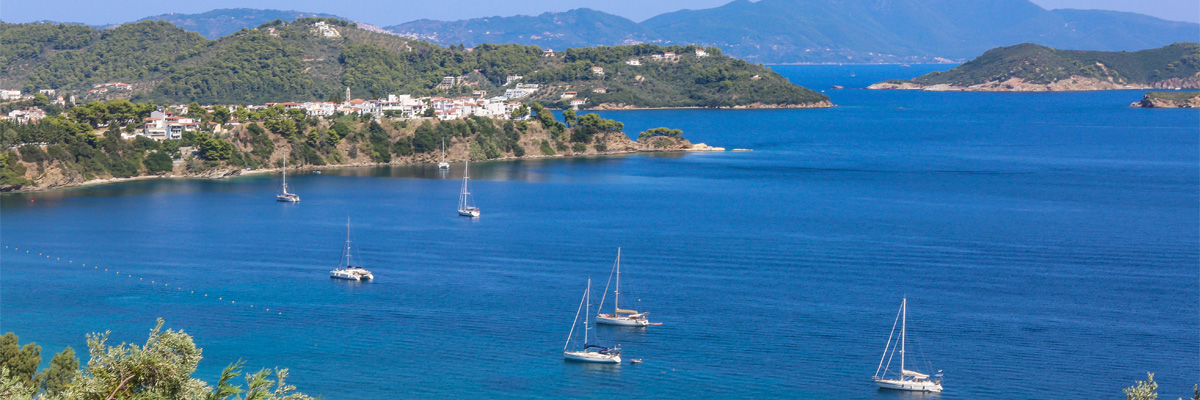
[
  {"x1": 625, "y1": 58, "x2": 641, "y2": 66},
  {"x1": 141, "y1": 111, "x2": 198, "y2": 140},
  {"x1": 313, "y1": 21, "x2": 341, "y2": 37},
  {"x1": 695, "y1": 49, "x2": 709, "y2": 57},
  {"x1": 0, "y1": 90, "x2": 21, "y2": 101}
]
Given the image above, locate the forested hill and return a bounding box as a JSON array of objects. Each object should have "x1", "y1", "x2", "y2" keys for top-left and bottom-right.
[
  {"x1": 907, "y1": 43, "x2": 1200, "y2": 87},
  {"x1": 0, "y1": 19, "x2": 827, "y2": 107},
  {"x1": 136, "y1": 8, "x2": 343, "y2": 39}
]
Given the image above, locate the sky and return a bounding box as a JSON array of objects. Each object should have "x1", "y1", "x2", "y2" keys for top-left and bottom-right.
[{"x1": 1, "y1": 0, "x2": 1197, "y2": 25}]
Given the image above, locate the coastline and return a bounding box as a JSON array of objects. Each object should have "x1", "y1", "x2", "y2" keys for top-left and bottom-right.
[
  {"x1": 3, "y1": 142, "x2": 733, "y2": 194},
  {"x1": 586, "y1": 100, "x2": 834, "y2": 111},
  {"x1": 867, "y1": 77, "x2": 1200, "y2": 92}
]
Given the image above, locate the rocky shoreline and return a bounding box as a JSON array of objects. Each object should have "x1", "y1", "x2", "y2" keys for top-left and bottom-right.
[
  {"x1": 1131, "y1": 92, "x2": 1200, "y2": 108},
  {"x1": 867, "y1": 76, "x2": 1200, "y2": 92},
  {"x1": 4, "y1": 134, "x2": 734, "y2": 193},
  {"x1": 588, "y1": 100, "x2": 834, "y2": 110}
]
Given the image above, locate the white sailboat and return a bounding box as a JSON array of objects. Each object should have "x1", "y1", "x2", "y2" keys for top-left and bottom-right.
[
  {"x1": 563, "y1": 279, "x2": 622, "y2": 364},
  {"x1": 329, "y1": 218, "x2": 373, "y2": 281},
  {"x1": 873, "y1": 298, "x2": 943, "y2": 393},
  {"x1": 438, "y1": 138, "x2": 450, "y2": 170},
  {"x1": 457, "y1": 157, "x2": 480, "y2": 217},
  {"x1": 596, "y1": 248, "x2": 657, "y2": 327},
  {"x1": 276, "y1": 154, "x2": 300, "y2": 202}
]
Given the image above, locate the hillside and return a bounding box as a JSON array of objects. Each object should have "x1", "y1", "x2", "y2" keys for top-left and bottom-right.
[
  {"x1": 384, "y1": 0, "x2": 1200, "y2": 63},
  {"x1": 136, "y1": 8, "x2": 343, "y2": 39},
  {"x1": 0, "y1": 19, "x2": 827, "y2": 108},
  {"x1": 869, "y1": 43, "x2": 1200, "y2": 91}
]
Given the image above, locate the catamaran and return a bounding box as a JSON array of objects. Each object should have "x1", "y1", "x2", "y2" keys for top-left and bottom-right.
[
  {"x1": 596, "y1": 248, "x2": 656, "y2": 327},
  {"x1": 276, "y1": 154, "x2": 300, "y2": 202},
  {"x1": 329, "y1": 218, "x2": 373, "y2": 281},
  {"x1": 438, "y1": 138, "x2": 450, "y2": 170},
  {"x1": 563, "y1": 279, "x2": 622, "y2": 364},
  {"x1": 873, "y1": 298, "x2": 943, "y2": 392},
  {"x1": 457, "y1": 157, "x2": 480, "y2": 217}
]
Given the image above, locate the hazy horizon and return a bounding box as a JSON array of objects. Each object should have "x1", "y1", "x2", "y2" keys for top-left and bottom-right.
[{"x1": 2, "y1": 0, "x2": 1197, "y2": 26}]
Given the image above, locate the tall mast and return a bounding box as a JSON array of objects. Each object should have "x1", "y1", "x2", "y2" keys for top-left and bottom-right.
[
  {"x1": 281, "y1": 154, "x2": 287, "y2": 193},
  {"x1": 345, "y1": 217, "x2": 352, "y2": 267},
  {"x1": 441, "y1": 138, "x2": 446, "y2": 162},
  {"x1": 614, "y1": 247, "x2": 621, "y2": 313},
  {"x1": 584, "y1": 278, "x2": 591, "y2": 345},
  {"x1": 901, "y1": 297, "x2": 906, "y2": 376}
]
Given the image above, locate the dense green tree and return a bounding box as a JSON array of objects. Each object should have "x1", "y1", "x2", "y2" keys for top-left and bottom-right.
[
  {"x1": 144, "y1": 151, "x2": 174, "y2": 174},
  {"x1": 37, "y1": 347, "x2": 78, "y2": 397},
  {"x1": 562, "y1": 108, "x2": 576, "y2": 127},
  {"x1": 196, "y1": 135, "x2": 233, "y2": 161},
  {"x1": 0, "y1": 333, "x2": 41, "y2": 389}
]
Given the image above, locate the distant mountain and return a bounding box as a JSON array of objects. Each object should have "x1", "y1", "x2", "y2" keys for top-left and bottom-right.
[
  {"x1": 869, "y1": 42, "x2": 1200, "y2": 91},
  {"x1": 386, "y1": 0, "x2": 1200, "y2": 63},
  {"x1": 392, "y1": 8, "x2": 655, "y2": 52},
  {"x1": 136, "y1": 8, "x2": 343, "y2": 39}
]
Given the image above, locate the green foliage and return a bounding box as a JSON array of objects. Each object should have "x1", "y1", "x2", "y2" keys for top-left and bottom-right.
[
  {"x1": 572, "y1": 113, "x2": 623, "y2": 143},
  {"x1": 0, "y1": 333, "x2": 41, "y2": 389},
  {"x1": 37, "y1": 347, "x2": 78, "y2": 397},
  {"x1": 638, "y1": 127, "x2": 683, "y2": 140},
  {"x1": 144, "y1": 151, "x2": 175, "y2": 174},
  {"x1": 0, "y1": 367, "x2": 35, "y2": 400},
  {"x1": 24, "y1": 21, "x2": 207, "y2": 91},
  {"x1": 1123, "y1": 373, "x2": 1158, "y2": 400},
  {"x1": 196, "y1": 134, "x2": 234, "y2": 161},
  {"x1": 0, "y1": 151, "x2": 33, "y2": 188},
  {"x1": 539, "y1": 140, "x2": 555, "y2": 156},
  {"x1": 154, "y1": 29, "x2": 321, "y2": 104},
  {"x1": 571, "y1": 142, "x2": 587, "y2": 152}
]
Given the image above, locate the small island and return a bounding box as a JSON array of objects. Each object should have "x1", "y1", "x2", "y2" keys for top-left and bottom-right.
[
  {"x1": 869, "y1": 42, "x2": 1200, "y2": 92},
  {"x1": 1132, "y1": 91, "x2": 1200, "y2": 108}
]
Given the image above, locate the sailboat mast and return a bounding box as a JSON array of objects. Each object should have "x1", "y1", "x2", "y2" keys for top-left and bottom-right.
[
  {"x1": 584, "y1": 279, "x2": 591, "y2": 345},
  {"x1": 614, "y1": 247, "x2": 621, "y2": 313},
  {"x1": 345, "y1": 217, "x2": 352, "y2": 267},
  {"x1": 282, "y1": 155, "x2": 287, "y2": 192},
  {"x1": 901, "y1": 297, "x2": 906, "y2": 376}
]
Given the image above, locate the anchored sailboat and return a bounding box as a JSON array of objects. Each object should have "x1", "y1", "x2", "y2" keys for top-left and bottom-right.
[
  {"x1": 276, "y1": 154, "x2": 300, "y2": 202},
  {"x1": 438, "y1": 138, "x2": 450, "y2": 170},
  {"x1": 596, "y1": 248, "x2": 657, "y2": 327},
  {"x1": 330, "y1": 218, "x2": 373, "y2": 281},
  {"x1": 563, "y1": 279, "x2": 622, "y2": 363},
  {"x1": 873, "y1": 298, "x2": 943, "y2": 392},
  {"x1": 457, "y1": 157, "x2": 480, "y2": 217}
]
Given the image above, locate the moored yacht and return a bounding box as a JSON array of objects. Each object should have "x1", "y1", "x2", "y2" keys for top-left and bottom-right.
[
  {"x1": 596, "y1": 248, "x2": 656, "y2": 327},
  {"x1": 563, "y1": 279, "x2": 622, "y2": 364},
  {"x1": 276, "y1": 154, "x2": 300, "y2": 202},
  {"x1": 329, "y1": 218, "x2": 373, "y2": 281},
  {"x1": 438, "y1": 138, "x2": 450, "y2": 170},
  {"x1": 873, "y1": 298, "x2": 943, "y2": 392}
]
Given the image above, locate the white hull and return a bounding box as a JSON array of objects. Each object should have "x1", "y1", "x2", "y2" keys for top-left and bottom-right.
[
  {"x1": 438, "y1": 162, "x2": 450, "y2": 170},
  {"x1": 458, "y1": 208, "x2": 480, "y2": 217},
  {"x1": 276, "y1": 194, "x2": 300, "y2": 202},
  {"x1": 563, "y1": 351, "x2": 621, "y2": 364},
  {"x1": 331, "y1": 264, "x2": 373, "y2": 281},
  {"x1": 874, "y1": 378, "x2": 942, "y2": 393},
  {"x1": 595, "y1": 315, "x2": 648, "y2": 326}
]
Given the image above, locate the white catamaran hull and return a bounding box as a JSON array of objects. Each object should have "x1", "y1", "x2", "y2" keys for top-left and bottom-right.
[
  {"x1": 595, "y1": 315, "x2": 649, "y2": 326},
  {"x1": 458, "y1": 209, "x2": 480, "y2": 217},
  {"x1": 874, "y1": 378, "x2": 942, "y2": 392},
  {"x1": 563, "y1": 351, "x2": 621, "y2": 364}
]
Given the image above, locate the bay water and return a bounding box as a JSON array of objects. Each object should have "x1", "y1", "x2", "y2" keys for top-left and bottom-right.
[{"x1": 1, "y1": 65, "x2": 1196, "y2": 399}]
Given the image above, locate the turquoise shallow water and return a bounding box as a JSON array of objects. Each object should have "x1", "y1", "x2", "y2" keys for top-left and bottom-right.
[{"x1": 1, "y1": 65, "x2": 1197, "y2": 399}]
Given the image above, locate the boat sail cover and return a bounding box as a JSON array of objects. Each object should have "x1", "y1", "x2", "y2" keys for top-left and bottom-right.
[
  {"x1": 615, "y1": 308, "x2": 638, "y2": 314},
  {"x1": 901, "y1": 370, "x2": 929, "y2": 379}
]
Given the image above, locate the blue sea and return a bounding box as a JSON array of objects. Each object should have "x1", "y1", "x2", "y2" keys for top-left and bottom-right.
[{"x1": 2, "y1": 65, "x2": 1196, "y2": 399}]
